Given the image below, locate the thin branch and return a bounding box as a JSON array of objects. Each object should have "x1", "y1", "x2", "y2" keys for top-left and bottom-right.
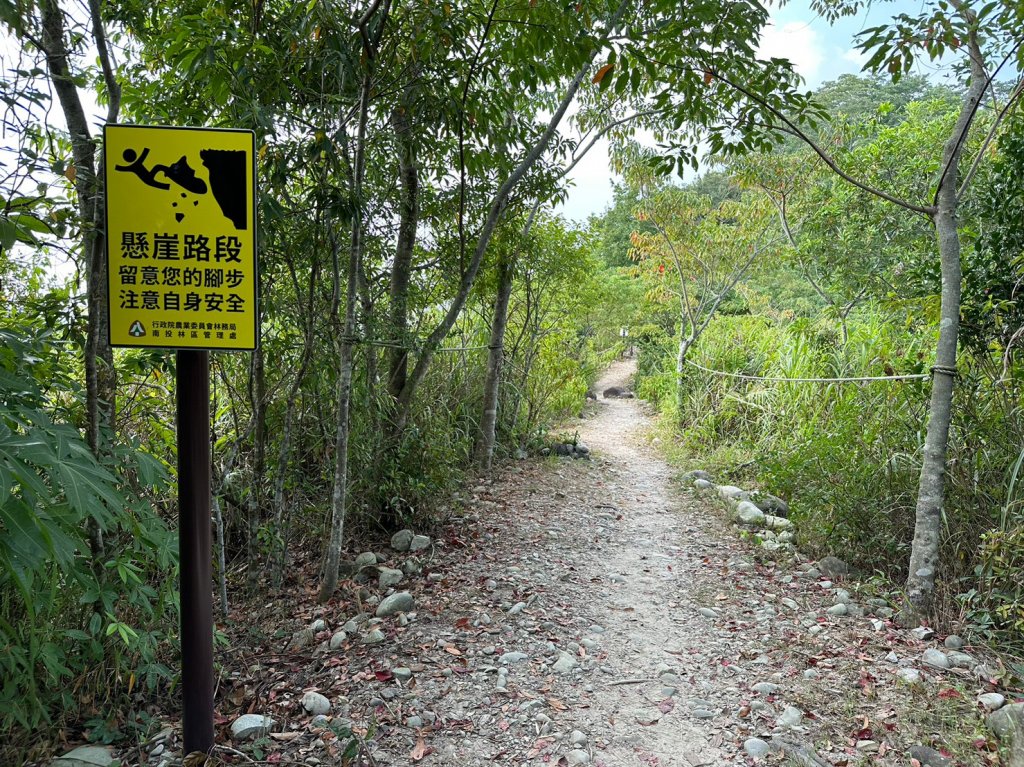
[
  {"x1": 932, "y1": 0, "x2": 1018, "y2": 205},
  {"x1": 696, "y1": 62, "x2": 933, "y2": 215},
  {"x1": 957, "y1": 76, "x2": 1024, "y2": 200},
  {"x1": 561, "y1": 110, "x2": 656, "y2": 179},
  {"x1": 86, "y1": 0, "x2": 119, "y2": 123},
  {"x1": 457, "y1": 0, "x2": 502, "y2": 272},
  {"x1": 356, "y1": 0, "x2": 385, "y2": 57},
  {"x1": 647, "y1": 209, "x2": 697, "y2": 332}
]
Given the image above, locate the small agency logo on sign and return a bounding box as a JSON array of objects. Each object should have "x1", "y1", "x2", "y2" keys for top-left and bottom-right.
[{"x1": 105, "y1": 125, "x2": 258, "y2": 350}]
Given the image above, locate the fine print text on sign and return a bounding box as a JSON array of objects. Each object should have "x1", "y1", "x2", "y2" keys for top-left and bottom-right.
[{"x1": 105, "y1": 125, "x2": 258, "y2": 350}]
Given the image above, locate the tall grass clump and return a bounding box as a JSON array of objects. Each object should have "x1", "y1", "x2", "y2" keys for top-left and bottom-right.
[{"x1": 639, "y1": 312, "x2": 1024, "y2": 644}]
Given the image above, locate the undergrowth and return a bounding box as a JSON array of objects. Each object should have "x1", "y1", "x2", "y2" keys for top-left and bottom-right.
[{"x1": 638, "y1": 312, "x2": 1024, "y2": 652}]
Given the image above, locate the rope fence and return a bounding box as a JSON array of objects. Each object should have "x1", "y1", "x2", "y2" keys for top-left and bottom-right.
[{"x1": 684, "y1": 358, "x2": 934, "y2": 384}]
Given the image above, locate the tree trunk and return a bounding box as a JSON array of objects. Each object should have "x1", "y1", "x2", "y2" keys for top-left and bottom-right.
[
  {"x1": 902, "y1": 22, "x2": 985, "y2": 621},
  {"x1": 675, "y1": 332, "x2": 693, "y2": 421},
  {"x1": 245, "y1": 344, "x2": 266, "y2": 590},
  {"x1": 386, "y1": 104, "x2": 419, "y2": 411},
  {"x1": 319, "y1": 70, "x2": 372, "y2": 604},
  {"x1": 39, "y1": 0, "x2": 120, "y2": 571},
  {"x1": 474, "y1": 249, "x2": 515, "y2": 468},
  {"x1": 212, "y1": 493, "x2": 229, "y2": 618}
]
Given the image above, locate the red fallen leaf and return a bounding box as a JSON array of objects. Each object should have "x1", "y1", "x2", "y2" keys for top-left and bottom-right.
[
  {"x1": 374, "y1": 670, "x2": 393, "y2": 681},
  {"x1": 937, "y1": 688, "x2": 962, "y2": 699},
  {"x1": 267, "y1": 753, "x2": 282, "y2": 764},
  {"x1": 454, "y1": 617, "x2": 471, "y2": 629},
  {"x1": 658, "y1": 699, "x2": 675, "y2": 714},
  {"x1": 444, "y1": 646, "x2": 463, "y2": 656}
]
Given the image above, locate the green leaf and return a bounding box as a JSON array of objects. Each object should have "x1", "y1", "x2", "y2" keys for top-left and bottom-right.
[
  {"x1": 56, "y1": 457, "x2": 122, "y2": 525},
  {"x1": 0, "y1": 497, "x2": 50, "y2": 569}
]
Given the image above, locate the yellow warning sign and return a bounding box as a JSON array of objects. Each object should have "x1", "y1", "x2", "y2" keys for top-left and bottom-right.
[{"x1": 105, "y1": 125, "x2": 258, "y2": 350}]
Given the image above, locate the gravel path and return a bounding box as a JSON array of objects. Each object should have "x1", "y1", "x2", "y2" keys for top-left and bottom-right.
[
  {"x1": 349, "y1": 357, "x2": 793, "y2": 766},
  {"x1": 372, "y1": 357, "x2": 739, "y2": 766}
]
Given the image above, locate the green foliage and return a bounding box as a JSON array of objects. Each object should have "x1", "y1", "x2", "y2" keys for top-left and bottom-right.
[
  {"x1": 965, "y1": 115, "x2": 1024, "y2": 355},
  {"x1": 498, "y1": 218, "x2": 612, "y2": 447},
  {"x1": 0, "y1": 319, "x2": 177, "y2": 748},
  {"x1": 590, "y1": 183, "x2": 654, "y2": 268},
  {"x1": 814, "y1": 73, "x2": 957, "y2": 126},
  {"x1": 970, "y1": 523, "x2": 1024, "y2": 653},
  {"x1": 640, "y1": 301, "x2": 1024, "y2": 639}
]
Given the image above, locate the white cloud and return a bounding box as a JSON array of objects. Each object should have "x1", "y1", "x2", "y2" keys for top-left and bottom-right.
[
  {"x1": 842, "y1": 47, "x2": 869, "y2": 68},
  {"x1": 757, "y1": 18, "x2": 824, "y2": 86}
]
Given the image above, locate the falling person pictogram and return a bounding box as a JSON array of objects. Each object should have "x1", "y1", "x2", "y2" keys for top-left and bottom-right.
[{"x1": 114, "y1": 147, "x2": 246, "y2": 230}]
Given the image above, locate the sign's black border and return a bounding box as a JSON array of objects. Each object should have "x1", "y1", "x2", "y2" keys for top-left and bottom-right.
[{"x1": 103, "y1": 123, "x2": 260, "y2": 352}]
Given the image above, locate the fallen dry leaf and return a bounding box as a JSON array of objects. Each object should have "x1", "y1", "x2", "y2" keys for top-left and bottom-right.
[{"x1": 410, "y1": 736, "x2": 432, "y2": 761}]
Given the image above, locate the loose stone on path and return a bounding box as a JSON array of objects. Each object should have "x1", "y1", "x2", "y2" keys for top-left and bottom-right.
[
  {"x1": 230, "y1": 714, "x2": 275, "y2": 740},
  {"x1": 376, "y1": 591, "x2": 414, "y2": 617},
  {"x1": 50, "y1": 746, "x2": 116, "y2": 767},
  {"x1": 301, "y1": 691, "x2": 331, "y2": 716}
]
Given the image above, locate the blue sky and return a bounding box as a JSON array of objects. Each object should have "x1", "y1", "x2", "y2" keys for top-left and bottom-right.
[{"x1": 558, "y1": 0, "x2": 936, "y2": 222}]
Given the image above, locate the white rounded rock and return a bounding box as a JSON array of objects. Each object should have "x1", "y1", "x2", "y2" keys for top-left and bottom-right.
[
  {"x1": 391, "y1": 529, "x2": 414, "y2": 551},
  {"x1": 230, "y1": 714, "x2": 275, "y2": 740},
  {"x1": 301, "y1": 691, "x2": 331, "y2": 716},
  {"x1": 979, "y1": 692, "x2": 1006, "y2": 712},
  {"x1": 744, "y1": 738, "x2": 771, "y2": 758}
]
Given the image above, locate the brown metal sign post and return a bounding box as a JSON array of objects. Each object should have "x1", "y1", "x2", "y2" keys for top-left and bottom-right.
[
  {"x1": 104, "y1": 125, "x2": 258, "y2": 754},
  {"x1": 177, "y1": 349, "x2": 214, "y2": 753}
]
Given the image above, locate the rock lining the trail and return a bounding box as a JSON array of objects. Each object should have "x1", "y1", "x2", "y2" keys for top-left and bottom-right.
[
  {"x1": 49, "y1": 746, "x2": 115, "y2": 767},
  {"x1": 229, "y1": 713, "x2": 275, "y2": 741}
]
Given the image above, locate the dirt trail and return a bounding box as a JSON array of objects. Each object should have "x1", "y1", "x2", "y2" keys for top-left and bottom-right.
[
  {"x1": 547, "y1": 358, "x2": 733, "y2": 765},
  {"x1": 192, "y1": 358, "x2": 990, "y2": 767}
]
